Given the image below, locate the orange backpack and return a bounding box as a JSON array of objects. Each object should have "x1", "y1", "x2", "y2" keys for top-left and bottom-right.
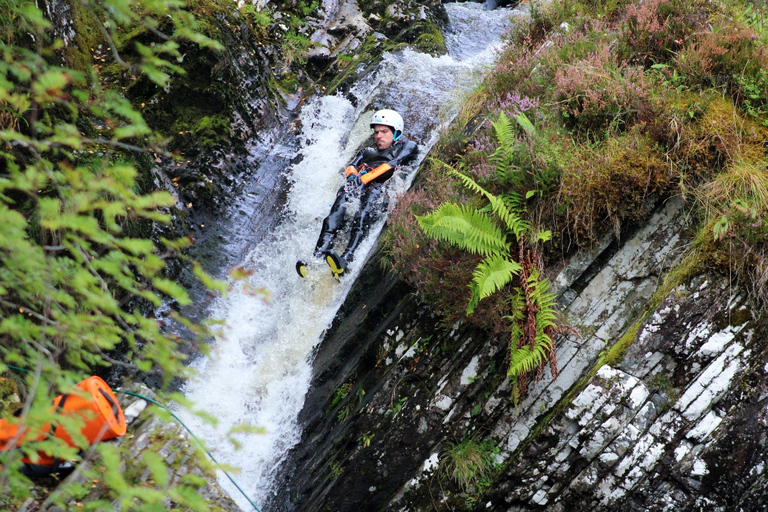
[{"x1": 0, "y1": 376, "x2": 126, "y2": 475}]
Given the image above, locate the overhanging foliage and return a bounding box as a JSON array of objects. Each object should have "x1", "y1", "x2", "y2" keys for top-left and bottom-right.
[{"x1": 0, "y1": 0, "x2": 229, "y2": 508}]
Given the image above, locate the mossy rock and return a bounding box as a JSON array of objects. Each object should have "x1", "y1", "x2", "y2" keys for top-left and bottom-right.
[
  {"x1": 61, "y1": 0, "x2": 104, "y2": 72},
  {"x1": 169, "y1": 113, "x2": 232, "y2": 155},
  {"x1": 0, "y1": 377, "x2": 21, "y2": 416},
  {"x1": 414, "y1": 29, "x2": 447, "y2": 55}
]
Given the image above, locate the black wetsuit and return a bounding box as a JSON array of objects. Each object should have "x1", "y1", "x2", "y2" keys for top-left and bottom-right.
[{"x1": 313, "y1": 138, "x2": 418, "y2": 262}]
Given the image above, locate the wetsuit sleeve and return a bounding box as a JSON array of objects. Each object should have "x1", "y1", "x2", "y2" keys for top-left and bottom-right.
[
  {"x1": 387, "y1": 140, "x2": 418, "y2": 167},
  {"x1": 349, "y1": 148, "x2": 375, "y2": 169}
]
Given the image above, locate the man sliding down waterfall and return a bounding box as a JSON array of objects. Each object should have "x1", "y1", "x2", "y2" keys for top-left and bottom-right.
[{"x1": 296, "y1": 109, "x2": 418, "y2": 280}]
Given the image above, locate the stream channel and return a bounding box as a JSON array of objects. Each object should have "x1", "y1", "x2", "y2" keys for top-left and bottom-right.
[{"x1": 179, "y1": 3, "x2": 519, "y2": 509}]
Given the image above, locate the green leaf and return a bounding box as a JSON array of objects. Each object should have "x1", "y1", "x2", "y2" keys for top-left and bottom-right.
[
  {"x1": 115, "y1": 237, "x2": 155, "y2": 255},
  {"x1": 152, "y1": 277, "x2": 191, "y2": 306},
  {"x1": 713, "y1": 215, "x2": 729, "y2": 240},
  {"x1": 437, "y1": 164, "x2": 529, "y2": 239},
  {"x1": 143, "y1": 450, "x2": 170, "y2": 487},
  {"x1": 193, "y1": 262, "x2": 228, "y2": 294},
  {"x1": 50, "y1": 123, "x2": 82, "y2": 149},
  {"x1": 31, "y1": 69, "x2": 70, "y2": 100},
  {"x1": 37, "y1": 197, "x2": 62, "y2": 224},
  {"x1": 513, "y1": 112, "x2": 536, "y2": 136},
  {"x1": 0, "y1": 0, "x2": 253, "y2": 505},
  {"x1": 507, "y1": 336, "x2": 553, "y2": 377},
  {"x1": 19, "y1": 3, "x2": 52, "y2": 30}
]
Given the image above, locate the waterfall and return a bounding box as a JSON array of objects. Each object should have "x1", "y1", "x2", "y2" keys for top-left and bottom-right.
[{"x1": 179, "y1": 3, "x2": 519, "y2": 509}]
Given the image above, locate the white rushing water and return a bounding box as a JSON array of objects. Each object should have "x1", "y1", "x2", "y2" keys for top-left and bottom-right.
[{"x1": 179, "y1": 3, "x2": 518, "y2": 509}]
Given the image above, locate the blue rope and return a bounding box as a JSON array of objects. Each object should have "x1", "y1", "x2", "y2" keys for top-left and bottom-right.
[
  {"x1": 3, "y1": 365, "x2": 264, "y2": 512},
  {"x1": 115, "y1": 390, "x2": 264, "y2": 512}
]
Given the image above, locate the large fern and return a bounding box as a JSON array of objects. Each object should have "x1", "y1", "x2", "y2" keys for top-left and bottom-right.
[
  {"x1": 416, "y1": 156, "x2": 561, "y2": 404},
  {"x1": 490, "y1": 111, "x2": 560, "y2": 198},
  {"x1": 490, "y1": 112, "x2": 517, "y2": 180},
  {"x1": 507, "y1": 270, "x2": 557, "y2": 374}
]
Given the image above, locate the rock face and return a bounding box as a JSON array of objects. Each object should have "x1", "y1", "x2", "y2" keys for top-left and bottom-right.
[
  {"x1": 269, "y1": 194, "x2": 768, "y2": 511},
  {"x1": 485, "y1": 275, "x2": 764, "y2": 511},
  {"x1": 35, "y1": 0, "x2": 766, "y2": 509}
]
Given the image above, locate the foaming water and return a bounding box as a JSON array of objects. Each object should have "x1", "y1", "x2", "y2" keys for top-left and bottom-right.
[{"x1": 179, "y1": 3, "x2": 517, "y2": 509}]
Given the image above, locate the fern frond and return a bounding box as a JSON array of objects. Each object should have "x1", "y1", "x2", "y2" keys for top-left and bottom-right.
[
  {"x1": 416, "y1": 203, "x2": 508, "y2": 256},
  {"x1": 535, "y1": 230, "x2": 552, "y2": 243},
  {"x1": 490, "y1": 113, "x2": 516, "y2": 173},
  {"x1": 493, "y1": 112, "x2": 515, "y2": 141},
  {"x1": 499, "y1": 191, "x2": 523, "y2": 211},
  {"x1": 448, "y1": 165, "x2": 492, "y2": 198},
  {"x1": 443, "y1": 166, "x2": 530, "y2": 240},
  {"x1": 513, "y1": 112, "x2": 536, "y2": 137},
  {"x1": 525, "y1": 270, "x2": 558, "y2": 329},
  {"x1": 487, "y1": 194, "x2": 529, "y2": 240},
  {"x1": 467, "y1": 254, "x2": 522, "y2": 315},
  {"x1": 507, "y1": 334, "x2": 553, "y2": 378},
  {"x1": 506, "y1": 269, "x2": 558, "y2": 379}
]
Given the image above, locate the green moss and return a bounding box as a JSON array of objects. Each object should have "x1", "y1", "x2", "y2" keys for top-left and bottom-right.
[
  {"x1": 238, "y1": 4, "x2": 272, "y2": 38},
  {"x1": 728, "y1": 307, "x2": 753, "y2": 327},
  {"x1": 131, "y1": 52, "x2": 232, "y2": 155},
  {"x1": 184, "y1": 0, "x2": 233, "y2": 38},
  {"x1": 599, "y1": 320, "x2": 642, "y2": 368},
  {"x1": 63, "y1": 0, "x2": 104, "y2": 72},
  {"x1": 190, "y1": 115, "x2": 232, "y2": 151},
  {"x1": 273, "y1": 73, "x2": 302, "y2": 95},
  {"x1": 646, "y1": 250, "x2": 705, "y2": 310},
  {"x1": 414, "y1": 29, "x2": 446, "y2": 55},
  {"x1": 329, "y1": 460, "x2": 345, "y2": 479},
  {"x1": 324, "y1": 35, "x2": 400, "y2": 94}
]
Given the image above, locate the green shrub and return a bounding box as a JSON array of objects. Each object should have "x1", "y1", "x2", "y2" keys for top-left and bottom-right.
[
  {"x1": 674, "y1": 13, "x2": 768, "y2": 97},
  {"x1": 698, "y1": 157, "x2": 768, "y2": 308},
  {"x1": 441, "y1": 436, "x2": 499, "y2": 493},
  {"x1": 553, "y1": 46, "x2": 657, "y2": 139},
  {"x1": 416, "y1": 163, "x2": 561, "y2": 402},
  {"x1": 737, "y1": 68, "x2": 768, "y2": 125},
  {"x1": 387, "y1": 0, "x2": 768, "y2": 402},
  {"x1": 667, "y1": 93, "x2": 767, "y2": 182}
]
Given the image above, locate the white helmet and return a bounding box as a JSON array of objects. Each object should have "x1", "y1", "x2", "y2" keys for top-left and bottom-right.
[{"x1": 370, "y1": 109, "x2": 404, "y2": 141}]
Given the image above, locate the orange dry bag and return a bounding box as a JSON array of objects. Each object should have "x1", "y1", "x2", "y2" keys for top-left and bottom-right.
[{"x1": 0, "y1": 376, "x2": 126, "y2": 475}]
